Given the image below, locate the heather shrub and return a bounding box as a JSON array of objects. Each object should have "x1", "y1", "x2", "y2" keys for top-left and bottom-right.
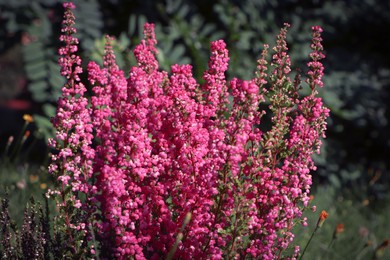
[{"x1": 47, "y1": 2, "x2": 329, "y2": 259}]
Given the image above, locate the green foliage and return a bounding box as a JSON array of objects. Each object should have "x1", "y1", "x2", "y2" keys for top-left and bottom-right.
[
  {"x1": 292, "y1": 186, "x2": 390, "y2": 259},
  {"x1": 0, "y1": 194, "x2": 77, "y2": 259},
  {"x1": 0, "y1": 122, "x2": 52, "y2": 226},
  {"x1": 22, "y1": 32, "x2": 63, "y2": 104},
  {"x1": 0, "y1": 0, "x2": 104, "y2": 141},
  {"x1": 73, "y1": 0, "x2": 103, "y2": 51},
  {"x1": 154, "y1": 0, "x2": 224, "y2": 77}
]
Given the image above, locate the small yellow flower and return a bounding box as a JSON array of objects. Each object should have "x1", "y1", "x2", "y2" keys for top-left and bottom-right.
[
  {"x1": 40, "y1": 183, "x2": 48, "y2": 189},
  {"x1": 23, "y1": 114, "x2": 33, "y2": 123}
]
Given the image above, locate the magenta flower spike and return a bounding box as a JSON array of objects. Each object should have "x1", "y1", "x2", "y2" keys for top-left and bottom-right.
[{"x1": 48, "y1": 2, "x2": 96, "y2": 256}]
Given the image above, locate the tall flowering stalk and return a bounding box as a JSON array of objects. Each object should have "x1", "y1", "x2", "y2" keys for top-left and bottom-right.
[
  {"x1": 48, "y1": 2, "x2": 96, "y2": 256},
  {"x1": 49, "y1": 3, "x2": 329, "y2": 259}
]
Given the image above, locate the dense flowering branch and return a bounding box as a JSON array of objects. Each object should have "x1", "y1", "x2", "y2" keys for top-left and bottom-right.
[
  {"x1": 48, "y1": 2, "x2": 96, "y2": 256},
  {"x1": 49, "y1": 3, "x2": 329, "y2": 259}
]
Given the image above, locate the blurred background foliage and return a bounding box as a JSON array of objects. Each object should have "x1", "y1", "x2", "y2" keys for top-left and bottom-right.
[
  {"x1": 292, "y1": 185, "x2": 390, "y2": 259},
  {"x1": 1, "y1": 0, "x2": 389, "y2": 256}
]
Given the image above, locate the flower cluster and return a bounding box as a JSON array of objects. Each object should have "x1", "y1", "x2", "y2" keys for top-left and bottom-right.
[
  {"x1": 48, "y1": 2, "x2": 96, "y2": 255},
  {"x1": 49, "y1": 3, "x2": 329, "y2": 259}
]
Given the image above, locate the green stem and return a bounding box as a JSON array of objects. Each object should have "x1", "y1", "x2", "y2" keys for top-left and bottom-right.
[
  {"x1": 9, "y1": 122, "x2": 29, "y2": 162},
  {"x1": 166, "y1": 212, "x2": 191, "y2": 260},
  {"x1": 324, "y1": 238, "x2": 335, "y2": 260},
  {"x1": 299, "y1": 226, "x2": 318, "y2": 260}
]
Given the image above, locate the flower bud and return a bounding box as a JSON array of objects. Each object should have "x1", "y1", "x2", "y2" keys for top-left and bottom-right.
[{"x1": 316, "y1": 210, "x2": 328, "y2": 228}]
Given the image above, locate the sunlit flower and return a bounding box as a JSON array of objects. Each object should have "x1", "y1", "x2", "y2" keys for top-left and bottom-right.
[
  {"x1": 316, "y1": 210, "x2": 329, "y2": 228},
  {"x1": 23, "y1": 114, "x2": 33, "y2": 123}
]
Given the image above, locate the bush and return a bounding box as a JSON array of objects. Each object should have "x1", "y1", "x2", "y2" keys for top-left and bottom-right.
[{"x1": 43, "y1": 2, "x2": 329, "y2": 259}]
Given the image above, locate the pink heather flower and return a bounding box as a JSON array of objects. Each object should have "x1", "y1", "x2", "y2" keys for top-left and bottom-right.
[
  {"x1": 307, "y1": 26, "x2": 326, "y2": 90},
  {"x1": 271, "y1": 23, "x2": 292, "y2": 81},
  {"x1": 63, "y1": 2, "x2": 75, "y2": 9},
  {"x1": 51, "y1": 4, "x2": 329, "y2": 259},
  {"x1": 163, "y1": 63, "x2": 224, "y2": 258},
  {"x1": 48, "y1": 2, "x2": 96, "y2": 256},
  {"x1": 256, "y1": 44, "x2": 269, "y2": 86},
  {"x1": 201, "y1": 39, "x2": 230, "y2": 118},
  {"x1": 88, "y1": 35, "x2": 131, "y2": 255},
  {"x1": 133, "y1": 23, "x2": 159, "y2": 73}
]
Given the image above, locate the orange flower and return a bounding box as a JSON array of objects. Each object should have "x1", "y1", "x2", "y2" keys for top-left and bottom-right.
[
  {"x1": 363, "y1": 240, "x2": 373, "y2": 249},
  {"x1": 29, "y1": 175, "x2": 39, "y2": 183},
  {"x1": 333, "y1": 223, "x2": 344, "y2": 238},
  {"x1": 377, "y1": 238, "x2": 390, "y2": 249},
  {"x1": 336, "y1": 223, "x2": 344, "y2": 234},
  {"x1": 316, "y1": 210, "x2": 328, "y2": 228},
  {"x1": 22, "y1": 130, "x2": 30, "y2": 144},
  {"x1": 24, "y1": 130, "x2": 31, "y2": 138}
]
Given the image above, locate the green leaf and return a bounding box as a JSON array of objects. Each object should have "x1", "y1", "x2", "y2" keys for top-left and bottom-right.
[
  {"x1": 43, "y1": 103, "x2": 56, "y2": 117},
  {"x1": 118, "y1": 32, "x2": 131, "y2": 50},
  {"x1": 25, "y1": 60, "x2": 45, "y2": 74},
  {"x1": 47, "y1": 59, "x2": 60, "y2": 72},
  {"x1": 6, "y1": 16, "x2": 19, "y2": 33},
  {"x1": 23, "y1": 45, "x2": 45, "y2": 62},
  {"x1": 138, "y1": 15, "x2": 147, "y2": 38},
  {"x1": 200, "y1": 24, "x2": 216, "y2": 37},
  {"x1": 166, "y1": 0, "x2": 181, "y2": 14},
  {"x1": 170, "y1": 45, "x2": 185, "y2": 61},
  {"x1": 85, "y1": 17, "x2": 103, "y2": 28},
  {"x1": 85, "y1": 28, "x2": 101, "y2": 39},
  {"x1": 25, "y1": 62, "x2": 47, "y2": 80},
  {"x1": 48, "y1": 73, "x2": 64, "y2": 89},
  {"x1": 329, "y1": 174, "x2": 341, "y2": 188},
  {"x1": 128, "y1": 15, "x2": 137, "y2": 36},
  {"x1": 25, "y1": 24, "x2": 44, "y2": 37},
  {"x1": 29, "y1": 80, "x2": 47, "y2": 92},
  {"x1": 33, "y1": 91, "x2": 48, "y2": 102}
]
